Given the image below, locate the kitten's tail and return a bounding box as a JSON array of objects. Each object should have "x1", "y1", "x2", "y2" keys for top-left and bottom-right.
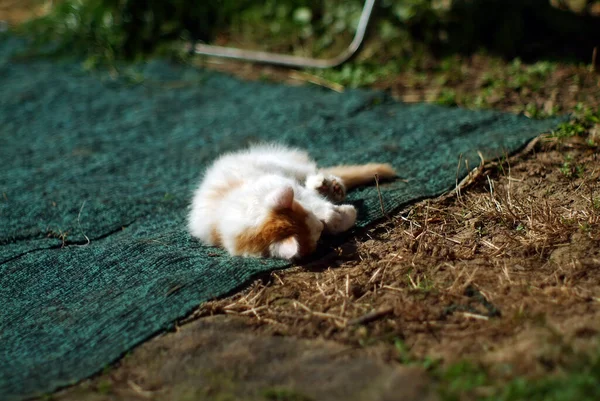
[{"x1": 321, "y1": 163, "x2": 397, "y2": 190}]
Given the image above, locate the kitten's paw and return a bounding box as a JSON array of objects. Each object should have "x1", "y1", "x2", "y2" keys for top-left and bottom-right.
[
  {"x1": 323, "y1": 204, "x2": 357, "y2": 234},
  {"x1": 305, "y1": 173, "x2": 347, "y2": 203}
]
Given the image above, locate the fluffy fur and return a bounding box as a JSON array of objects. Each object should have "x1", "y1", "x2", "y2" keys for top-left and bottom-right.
[{"x1": 188, "y1": 144, "x2": 396, "y2": 259}]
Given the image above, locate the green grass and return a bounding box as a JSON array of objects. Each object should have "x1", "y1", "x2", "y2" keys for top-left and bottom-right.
[
  {"x1": 436, "y1": 350, "x2": 600, "y2": 401},
  {"x1": 384, "y1": 327, "x2": 600, "y2": 401},
  {"x1": 431, "y1": 353, "x2": 600, "y2": 401},
  {"x1": 438, "y1": 361, "x2": 488, "y2": 400},
  {"x1": 551, "y1": 104, "x2": 600, "y2": 140},
  {"x1": 262, "y1": 387, "x2": 314, "y2": 401},
  {"x1": 560, "y1": 154, "x2": 586, "y2": 179},
  {"x1": 406, "y1": 272, "x2": 436, "y2": 292},
  {"x1": 95, "y1": 380, "x2": 112, "y2": 395}
]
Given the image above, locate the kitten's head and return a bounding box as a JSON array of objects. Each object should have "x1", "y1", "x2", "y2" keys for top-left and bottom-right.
[{"x1": 235, "y1": 186, "x2": 324, "y2": 259}]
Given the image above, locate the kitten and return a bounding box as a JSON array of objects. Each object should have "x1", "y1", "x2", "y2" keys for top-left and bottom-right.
[{"x1": 188, "y1": 144, "x2": 396, "y2": 259}]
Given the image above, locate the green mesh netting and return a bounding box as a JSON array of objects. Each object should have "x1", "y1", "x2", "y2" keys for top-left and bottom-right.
[{"x1": 0, "y1": 34, "x2": 564, "y2": 400}]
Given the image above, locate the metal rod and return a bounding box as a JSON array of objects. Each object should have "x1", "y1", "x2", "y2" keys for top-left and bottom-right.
[{"x1": 188, "y1": 0, "x2": 376, "y2": 69}]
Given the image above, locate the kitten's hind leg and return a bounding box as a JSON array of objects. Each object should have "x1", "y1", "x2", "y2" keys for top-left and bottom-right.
[{"x1": 305, "y1": 173, "x2": 347, "y2": 203}]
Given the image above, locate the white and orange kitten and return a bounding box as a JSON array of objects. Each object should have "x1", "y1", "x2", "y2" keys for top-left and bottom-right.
[{"x1": 188, "y1": 144, "x2": 396, "y2": 259}]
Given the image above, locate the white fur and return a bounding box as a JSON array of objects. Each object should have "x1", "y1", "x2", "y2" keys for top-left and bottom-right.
[
  {"x1": 187, "y1": 144, "x2": 357, "y2": 259},
  {"x1": 269, "y1": 237, "x2": 300, "y2": 259}
]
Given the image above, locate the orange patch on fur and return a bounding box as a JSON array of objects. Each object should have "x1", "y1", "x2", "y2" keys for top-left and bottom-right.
[
  {"x1": 210, "y1": 225, "x2": 222, "y2": 246},
  {"x1": 234, "y1": 201, "x2": 314, "y2": 257}
]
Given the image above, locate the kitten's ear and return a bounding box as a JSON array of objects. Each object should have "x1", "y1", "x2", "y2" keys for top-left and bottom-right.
[
  {"x1": 266, "y1": 186, "x2": 294, "y2": 210},
  {"x1": 269, "y1": 237, "x2": 300, "y2": 260}
]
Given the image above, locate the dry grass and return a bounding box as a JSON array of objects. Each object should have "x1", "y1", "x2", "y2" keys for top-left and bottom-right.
[{"x1": 194, "y1": 130, "x2": 600, "y2": 380}]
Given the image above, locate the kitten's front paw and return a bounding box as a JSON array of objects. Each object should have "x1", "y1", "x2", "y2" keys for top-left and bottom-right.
[
  {"x1": 305, "y1": 174, "x2": 346, "y2": 203},
  {"x1": 323, "y1": 204, "x2": 357, "y2": 234}
]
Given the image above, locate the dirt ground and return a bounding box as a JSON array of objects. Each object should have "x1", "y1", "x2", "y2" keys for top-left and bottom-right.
[
  {"x1": 54, "y1": 316, "x2": 437, "y2": 401},
  {"x1": 3, "y1": 2, "x2": 599, "y2": 400}
]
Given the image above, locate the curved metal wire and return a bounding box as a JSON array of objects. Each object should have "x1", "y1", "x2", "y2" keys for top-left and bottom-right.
[{"x1": 188, "y1": 0, "x2": 376, "y2": 69}]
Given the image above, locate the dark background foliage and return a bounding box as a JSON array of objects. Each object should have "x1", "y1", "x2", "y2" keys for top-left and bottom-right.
[{"x1": 20, "y1": 0, "x2": 600, "y2": 64}]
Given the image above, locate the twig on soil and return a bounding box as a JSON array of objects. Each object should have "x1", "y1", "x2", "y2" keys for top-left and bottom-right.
[
  {"x1": 315, "y1": 281, "x2": 328, "y2": 297},
  {"x1": 407, "y1": 273, "x2": 419, "y2": 289},
  {"x1": 459, "y1": 312, "x2": 489, "y2": 321},
  {"x1": 127, "y1": 380, "x2": 155, "y2": 398},
  {"x1": 374, "y1": 173, "x2": 388, "y2": 218},
  {"x1": 382, "y1": 285, "x2": 404, "y2": 293},
  {"x1": 369, "y1": 267, "x2": 382, "y2": 283},
  {"x1": 288, "y1": 70, "x2": 345, "y2": 92},
  {"x1": 450, "y1": 152, "x2": 486, "y2": 205},
  {"x1": 239, "y1": 305, "x2": 268, "y2": 315},
  {"x1": 480, "y1": 239, "x2": 500, "y2": 250},
  {"x1": 293, "y1": 300, "x2": 347, "y2": 325},
  {"x1": 501, "y1": 263, "x2": 513, "y2": 285},
  {"x1": 399, "y1": 213, "x2": 462, "y2": 244},
  {"x1": 272, "y1": 272, "x2": 284, "y2": 285},
  {"x1": 427, "y1": 229, "x2": 463, "y2": 244},
  {"x1": 348, "y1": 306, "x2": 394, "y2": 326},
  {"x1": 248, "y1": 286, "x2": 267, "y2": 304},
  {"x1": 456, "y1": 153, "x2": 464, "y2": 202}
]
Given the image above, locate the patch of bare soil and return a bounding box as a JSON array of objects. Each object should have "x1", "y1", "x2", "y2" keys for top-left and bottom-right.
[{"x1": 53, "y1": 316, "x2": 436, "y2": 401}]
